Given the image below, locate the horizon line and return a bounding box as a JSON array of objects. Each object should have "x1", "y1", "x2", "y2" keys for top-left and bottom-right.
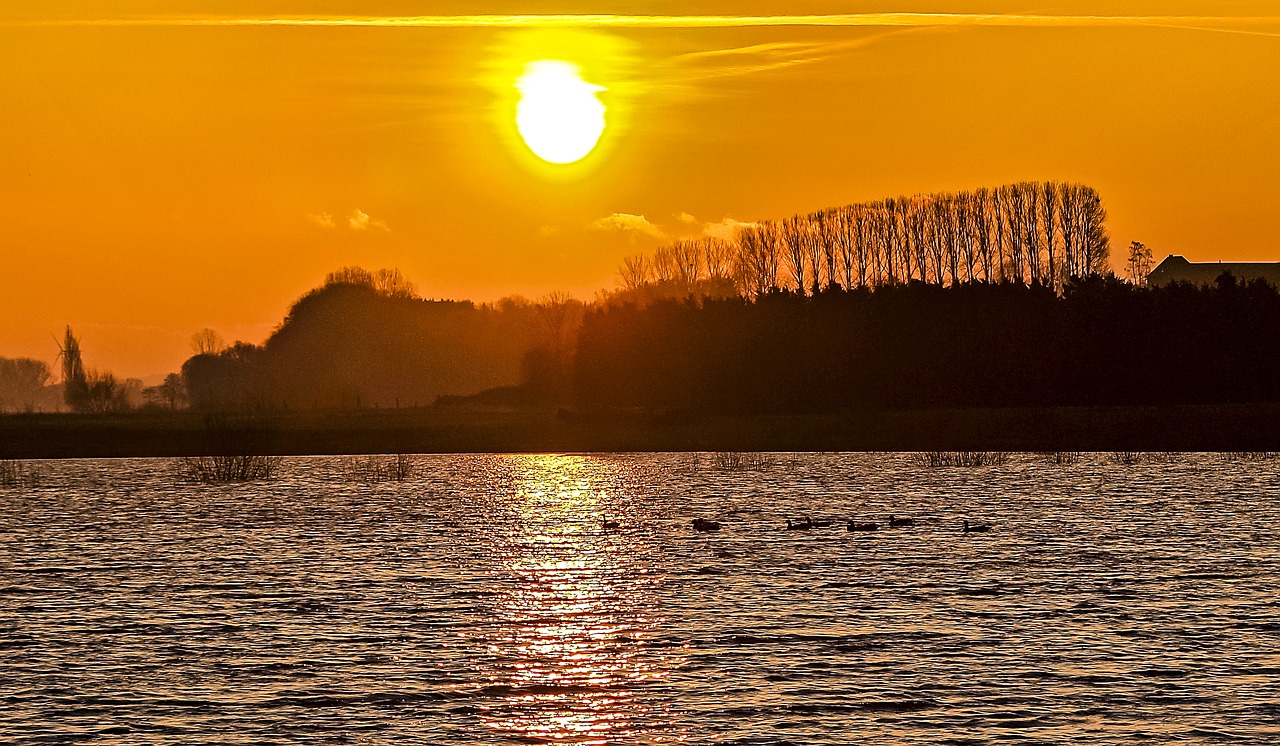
[{"x1": 8, "y1": 13, "x2": 1280, "y2": 31}]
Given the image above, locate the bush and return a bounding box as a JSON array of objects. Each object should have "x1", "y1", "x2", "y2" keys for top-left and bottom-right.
[
  {"x1": 910, "y1": 452, "x2": 1008, "y2": 468},
  {"x1": 0, "y1": 460, "x2": 44, "y2": 488},
  {"x1": 712, "y1": 452, "x2": 772, "y2": 471},
  {"x1": 342, "y1": 454, "x2": 415, "y2": 483},
  {"x1": 176, "y1": 455, "x2": 283, "y2": 483}
]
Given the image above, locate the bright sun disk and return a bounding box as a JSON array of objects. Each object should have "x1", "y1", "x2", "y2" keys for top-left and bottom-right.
[{"x1": 515, "y1": 61, "x2": 606, "y2": 165}]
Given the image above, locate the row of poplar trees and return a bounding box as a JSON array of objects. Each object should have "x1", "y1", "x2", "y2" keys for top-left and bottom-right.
[{"x1": 621, "y1": 182, "x2": 1111, "y2": 296}]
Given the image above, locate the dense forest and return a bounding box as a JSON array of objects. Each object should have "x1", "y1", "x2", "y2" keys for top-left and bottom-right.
[{"x1": 576, "y1": 274, "x2": 1280, "y2": 413}]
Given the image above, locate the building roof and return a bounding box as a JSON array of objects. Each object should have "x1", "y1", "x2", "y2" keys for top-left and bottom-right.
[{"x1": 1146, "y1": 255, "x2": 1280, "y2": 287}]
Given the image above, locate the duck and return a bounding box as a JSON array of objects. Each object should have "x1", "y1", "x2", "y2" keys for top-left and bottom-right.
[
  {"x1": 888, "y1": 515, "x2": 915, "y2": 527},
  {"x1": 692, "y1": 518, "x2": 722, "y2": 532},
  {"x1": 601, "y1": 518, "x2": 621, "y2": 530},
  {"x1": 963, "y1": 519, "x2": 992, "y2": 533},
  {"x1": 786, "y1": 518, "x2": 813, "y2": 531},
  {"x1": 848, "y1": 521, "x2": 880, "y2": 532}
]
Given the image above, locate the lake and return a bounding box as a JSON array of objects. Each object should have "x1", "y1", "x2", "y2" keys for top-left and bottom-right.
[{"x1": 2, "y1": 453, "x2": 1279, "y2": 744}]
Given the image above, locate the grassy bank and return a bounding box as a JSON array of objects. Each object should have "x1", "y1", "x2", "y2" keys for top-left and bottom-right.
[{"x1": 3, "y1": 403, "x2": 1279, "y2": 459}]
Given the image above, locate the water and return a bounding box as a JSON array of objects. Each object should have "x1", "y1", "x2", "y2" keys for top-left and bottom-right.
[{"x1": 2, "y1": 453, "x2": 1279, "y2": 744}]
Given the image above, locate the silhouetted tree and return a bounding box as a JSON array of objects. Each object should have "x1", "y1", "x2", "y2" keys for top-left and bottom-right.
[
  {"x1": 58, "y1": 326, "x2": 90, "y2": 412},
  {"x1": 624, "y1": 182, "x2": 1111, "y2": 297},
  {"x1": 0, "y1": 357, "x2": 55, "y2": 412},
  {"x1": 619, "y1": 253, "x2": 650, "y2": 291},
  {"x1": 576, "y1": 276, "x2": 1280, "y2": 415},
  {"x1": 1126, "y1": 241, "x2": 1154, "y2": 285},
  {"x1": 190, "y1": 328, "x2": 226, "y2": 356},
  {"x1": 143, "y1": 373, "x2": 187, "y2": 410}
]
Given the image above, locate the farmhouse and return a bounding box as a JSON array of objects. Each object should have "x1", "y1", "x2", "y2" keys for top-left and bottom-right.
[{"x1": 1146, "y1": 255, "x2": 1280, "y2": 288}]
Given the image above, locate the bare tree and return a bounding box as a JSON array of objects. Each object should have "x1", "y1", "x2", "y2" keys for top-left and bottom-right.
[
  {"x1": 701, "y1": 238, "x2": 736, "y2": 281},
  {"x1": 651, "y1": 246, "x2": 678, "y2": 284},
  {"x1": 619, "y1": 253, "x2": 651, "y2": 291},
  {"x1": 1041, "y1": 181, "x2": 1060, "y2": 289},
  {"x1": 736, "y1": 222, "x2": 781, "y2": 297},
  {"x1": 670, "y1": 240, "x2": 702, "y2": 287},
  {"x1": 535, "y1": 291, "x2": 585, "y2": 360},
  {"x1": 373, "y1": 268, "x2": 418, "y2": 299},
  {"x1": 1059, "y1": 184, "x2": 1080, "y2": 279},
  {"x1": 1126, "y1": 241, "x2": 1154, "y2": 285},
  {"x1": 615, "y1": 181, "x2": 1111, "y2": 296},
  {"x1": 780, "y1": 216, "x2": 809, "y2": 294},
  {"x1": 191, "y1": 328, "x2": 226, "y2": 356},
  {"x1": 324, "y1": 266, "x2": 374, "y2": 287},
  {"x1": 1080, "y1": 187, "x2": 1112, "y2": 275},
  {"x1": 973, "y1": 188, "x2": 995, "y2": 282}
]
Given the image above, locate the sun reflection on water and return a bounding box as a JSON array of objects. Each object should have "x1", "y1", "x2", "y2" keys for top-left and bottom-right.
[{"x1": 474, "y1": 455, "x2": 683, "y2": 743}]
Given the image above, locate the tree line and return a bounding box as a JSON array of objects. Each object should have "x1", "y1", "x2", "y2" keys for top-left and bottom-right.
[
  {"x1": 576, "y1": 273, "x2": 1280, "y2": 414},
  {"x1": 619, "y1": 182, "x2": 1111, "y2": 299}
]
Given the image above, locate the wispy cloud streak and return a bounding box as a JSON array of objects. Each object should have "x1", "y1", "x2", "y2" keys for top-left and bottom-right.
[{"x1": 9, "y1": 13, "x2": 1280, "y2": 31}]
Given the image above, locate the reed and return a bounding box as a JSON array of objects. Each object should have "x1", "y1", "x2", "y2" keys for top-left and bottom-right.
[
  {"x1": 712, "y1": 451, "x2": 772, "y2": 471},
  {"x1": 176, "y1": 455, "x2": 284, "y2": 483},
  {"x1": 1040, "y1": 451, "x2": 1083, "y2": 465},
  {"x1": 954, "y1": 451, "x2": 1009, "y2": 467},
  {"x1": 910, "y1": 452, "x2": 1008, "y2": 468},
  {"x1": 343, "y1": 454, "x2": 416, "y2": 483},
  {"x1": 0, "y1": 459, "x2": 43, "y2": 488},
  {"x1": 1221, "y1": 451, "x2": 1280, "y2": 461}
]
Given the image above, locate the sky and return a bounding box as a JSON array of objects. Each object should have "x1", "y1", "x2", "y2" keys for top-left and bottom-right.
[{"x1": 2, "y1": 1, "x2": 1279, "y2": 378}]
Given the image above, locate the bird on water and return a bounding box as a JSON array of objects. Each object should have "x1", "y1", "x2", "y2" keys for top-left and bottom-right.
[{"x1": 963, "y1": 519, "x2": 993, "y2": 533}]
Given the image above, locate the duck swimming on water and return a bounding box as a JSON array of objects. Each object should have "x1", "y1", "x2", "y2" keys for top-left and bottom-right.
[
  {"x1": 848, "y1": 521, "x2": 879, "y2": 532},
  {"x1": 963, "y1": 519, "x2": 993, "y2": 533},
  {"x1": 601, "y1": 518, "x2": 621, "y2": 530},
  {"x1": 888, "y1": 515, "x2": 915, "y2": 527},
  {"x1": 692, "y1": 518, "x2": 722, "y2": 532}
]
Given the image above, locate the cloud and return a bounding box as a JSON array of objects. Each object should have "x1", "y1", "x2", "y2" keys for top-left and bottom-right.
[
  {"x1": 676, "y1": 212, "x2": 699, "y2": 225},
  {"x1": 348, "y1": 209, "x2": 388, "y2": 231},
  {"x1": 701, "y1": 217, "x2": 758, "y2": 241},
  {"x1": 13, "y1": 14, "x2": 1279, "y2": 33},
  {"x1": 590, "y1": 213, "x2": 667, "y2": 241},
  {"x1": 309, "y1": 209, "x2": 389, "y2": 231},
  {"x1": 667, "y1": 31, "x2": 925, "y2": 82}
]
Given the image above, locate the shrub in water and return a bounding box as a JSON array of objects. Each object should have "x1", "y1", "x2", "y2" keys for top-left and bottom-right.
[
  {"x1": 177, "y1": 455, "x2": 283, "y2": 483},
  {"x1": 0, "y1": 460, "x2": 43, "y2": 488},
  {"x1": 343, "y1": 454, "x2": 415, "y2": 483},
  {"x1": 712, "y1": 452, "x2": 772, "y2": 471},
  {"x1": 910, "y1": 452, "x2": 1008, "y2": 468}
]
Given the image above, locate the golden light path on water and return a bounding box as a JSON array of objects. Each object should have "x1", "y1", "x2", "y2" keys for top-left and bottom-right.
[
  {"x1": 475, "y1": 455, "x2": 682, "y2": 743},
  {"x1": 7, "y1": 454, "x2": 1280, "y2": 742}
]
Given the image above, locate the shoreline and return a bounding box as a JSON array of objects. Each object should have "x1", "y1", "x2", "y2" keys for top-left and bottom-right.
[{"x1": 3, "y1": 403, "x2": 1279, "y2": 459}]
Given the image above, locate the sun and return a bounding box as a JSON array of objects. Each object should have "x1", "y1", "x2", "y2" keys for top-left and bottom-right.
[{"x1": 515, "y1": 61, "x2": 606, "y2": 165}]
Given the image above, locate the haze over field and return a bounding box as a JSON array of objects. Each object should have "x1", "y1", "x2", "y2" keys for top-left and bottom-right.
[{"x1": 3, "y1": 1, "x2": 1279, "y2": 377}]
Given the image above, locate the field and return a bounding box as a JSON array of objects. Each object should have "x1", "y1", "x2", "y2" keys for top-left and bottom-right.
[{"x1": 3, "y1": 403, "x2": 1279, "y2": 458}]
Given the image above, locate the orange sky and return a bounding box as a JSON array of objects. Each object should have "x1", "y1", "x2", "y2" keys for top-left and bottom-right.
[{"x1": 3, "y1": 1, "x2": 1279, "y2": 378}]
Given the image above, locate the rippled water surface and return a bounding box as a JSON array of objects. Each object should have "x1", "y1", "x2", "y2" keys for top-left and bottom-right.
[{"x1": 3, "y1": 453, "x2": 1280, "y2": 744}]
